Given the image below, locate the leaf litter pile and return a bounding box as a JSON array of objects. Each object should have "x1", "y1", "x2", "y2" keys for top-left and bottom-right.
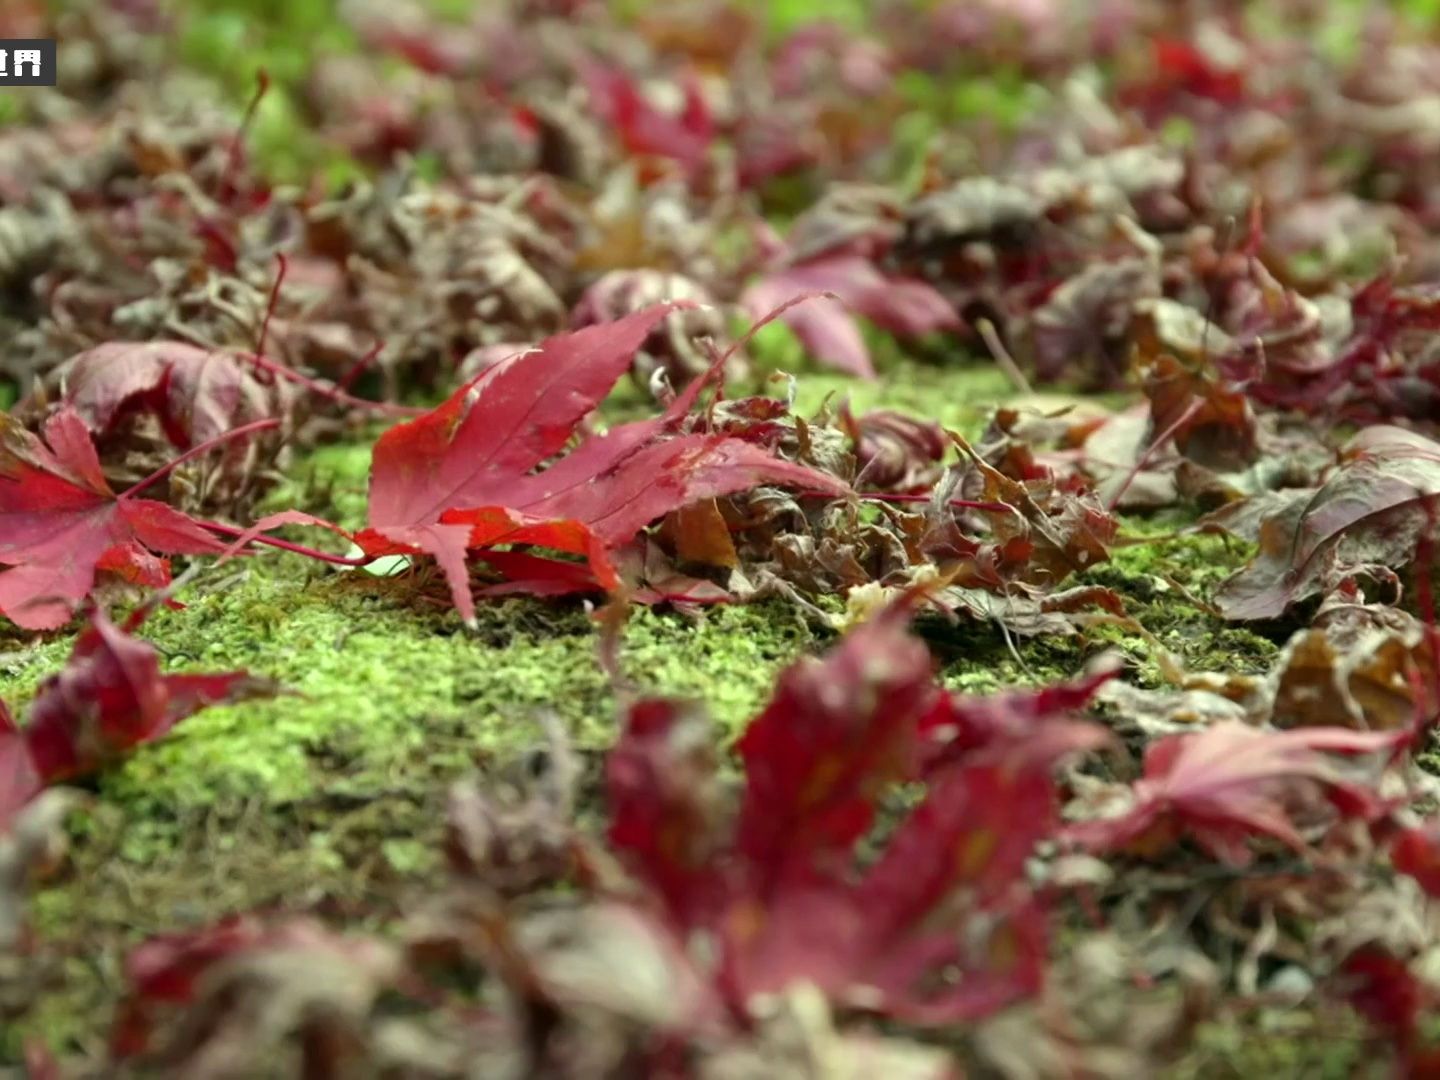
[{"x1": 7, "y1": 0, "x2": 1440, "y2": 1075}]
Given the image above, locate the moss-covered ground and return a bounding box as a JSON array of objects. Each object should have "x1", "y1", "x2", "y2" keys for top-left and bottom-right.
[{"x1": 1, "y1": 352, "x2": 1294, "y2": 1067}]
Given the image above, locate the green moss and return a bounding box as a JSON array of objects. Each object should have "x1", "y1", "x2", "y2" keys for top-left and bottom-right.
[
  {"x1": 3, "y1": 565, "x2": 817, "y2": 815},
  {"x1": 748, "y1": 321, "x2": 1024, "y2": 436},
  {"x1": 1090, "y1": 513, "x2": 1279, "y2": 679},
  {"x1": 1167, "y1": 1010, "x2": 1382, "y2": 1079}
]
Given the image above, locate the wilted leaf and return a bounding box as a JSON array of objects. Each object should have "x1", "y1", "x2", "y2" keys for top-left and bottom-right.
[{"x1": 1215, "y1": 428, "x2": 1440, "y2": 620}]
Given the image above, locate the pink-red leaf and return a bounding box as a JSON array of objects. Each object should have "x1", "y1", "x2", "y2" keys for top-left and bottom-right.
[
  {"x1": 0, "y1": 409, "x2": 224, "y2": 629},
  {"x1": 1070, "y1": 722, "x2": 1401, "y2": 865},
  {"x1": 741, "y1": 256, "x2": 959, "y2": 378},
  {"x1": 581, "y1": 63, "x2": 714, "y2": 174}
]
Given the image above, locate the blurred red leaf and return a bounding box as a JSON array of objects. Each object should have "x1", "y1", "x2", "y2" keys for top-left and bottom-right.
[
  {"x1": 1342, "y1": 947, "x2": 1427, "y2": 1055},
  {"x1": 919, "y1": 661, "x2": 1119, "y2": 769},
  {"x1": 609, "y1": 603, "x2": 1103, "y2": 1024},
  {"x1": 1070, "y1": 722, "x2": 1401, "y2": 865},
  {"x1": 113, "y1": 915, "x2": 395, "y2": 1061},
  {"x1": 605, "y1": 699, "x2": 726, "y2": 926},
  {"x1": 729, "y1": 604, "x2": 938, "y2": 889},
  {"x1": 581, "y1": 63, "x2": 714, "y2": 175},
  {"x1": 1, "y1": 610, "x2": 273, "y2": 827},
  {"x1": 742, "y1": 255, "x2": 959, "y2": 378},
  {"x1": 1392, "y1": 821, "x2": 1440, "y2": 898}
]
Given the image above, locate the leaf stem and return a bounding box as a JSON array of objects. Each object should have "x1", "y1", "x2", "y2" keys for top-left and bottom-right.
[
  {"x1": 237, "y1": 349, "x2": 423, "y2": 417},
  {"x1": 852, "y1": 491, "x2": 1016, "y2": 513},
  {"x1": 1104, "y1": 399, "x2": 1203, "y2": 512},
  {"x1": 255, "y1": 251, "x2": 287, "y2": 357},
  {"x1": 799, "y1": 489, "x2": 1015, "y2": 514},
  {"x1": 337, "y1": 339, "x2": 384, "y2": 394},
  {"x1": 219, "y1": 68, "x2": 269, "y2": 202},
  {"x1": 975, "y1": 317, "x2": 1033, "y2": 395},
  {"x1": 197, "y1": 519, "x2": 373, "y2": 566}
]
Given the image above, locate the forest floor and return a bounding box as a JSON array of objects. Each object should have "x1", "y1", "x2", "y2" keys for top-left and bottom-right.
[
  {"x1": 7, "y1": 2, "x2": 1440, "y2": 1077},
  {"x1": 3, "y1": 357, "x2": 1304, "y2": 1072}
]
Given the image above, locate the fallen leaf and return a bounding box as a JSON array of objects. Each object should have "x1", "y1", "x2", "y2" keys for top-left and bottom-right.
[
  {"x1": 742, "y1": 255, "x2": 959, "y2": 378},
  {"x1": 356, "y1": 307, "x2": 846, "y2": 622},
  {"x1": 1215, "y1": 428, "x2": 1440, "y2": 620},
  {"x1": 1069, "y1": 722, "x2": 1401, "y2": 865},
  {"x1": 57, "y1": 341, "x2": 280, "y2": 451},
  {"x1": 0, "y1": 409, "x2": 225, "y2": 629},
  {"x1": 1, "y1": 610, "x2": 274, "y2": 826}
]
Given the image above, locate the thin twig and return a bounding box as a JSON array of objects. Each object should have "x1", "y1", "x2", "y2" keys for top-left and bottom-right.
[{"x1": 975, "y1": 317, "x2": 1033, "y2": 395}]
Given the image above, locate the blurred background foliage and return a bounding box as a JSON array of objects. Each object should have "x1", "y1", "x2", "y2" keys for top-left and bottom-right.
[{"x1": 5, "y1": 0, "x2": 1440, "y2": 190}]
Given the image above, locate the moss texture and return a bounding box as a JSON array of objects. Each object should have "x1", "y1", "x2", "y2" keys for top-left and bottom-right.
[{"x1": 13, "y1": 567, "x2": 821, "y2": 1056}]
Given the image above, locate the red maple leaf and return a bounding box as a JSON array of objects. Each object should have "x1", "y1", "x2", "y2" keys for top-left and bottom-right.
[
  {"x1": 1, "y1": 610, "x2": 274, "y2": 827},
  {"x1": 0, "y1": 408, "x2": 227, "y2": 629},
  {"x1": 355, "y1": 306, "x2": 846, "y2": 623},
  {"x1": 1069, "y1": 722, "x2": 1402, "y2": 865}
]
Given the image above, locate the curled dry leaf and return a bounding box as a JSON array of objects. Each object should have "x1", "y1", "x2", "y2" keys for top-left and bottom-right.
[
  {"x1": 1266, "y1": 600, "x2": 1440, "y2": 732},
  {"x1": 55, "y1": 341, "x2": 286, "y2": 453},
  {"x1": 843, "y1": 407, "x2": 948, "y2": 493},
  {"x1": 1214, "y1": 427, "x2": 1440, "y2": 620}
]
